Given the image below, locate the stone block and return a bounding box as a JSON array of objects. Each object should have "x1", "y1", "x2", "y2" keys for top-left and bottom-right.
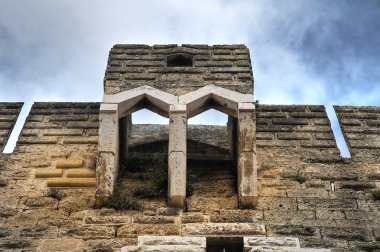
[
  {"x1": 35, "y1": 169, "x2": 63, "y2": 178},
  {"x1": 272, "y1": 118, "x2": 309, "y2": 125},
  {"x1": 298, "y1": 198, "x2": 358, "y2": 210},
  {"x1": 0, "y1": 239, "x2": 32, "y2": 250},
  {"x1": 43, "y1": 129, "x2": 83, "y2": 136},
  {"x1": 181, "y1": 223, "x2": 265, "y2": 236},
  {"x1": 335, "y1": 181, "x2": 375, "y2": 191},
  {"x1": 49, "y1": 114, "x2": 88, "y2": 121},
  {"x1": 138, "y1": 235, "x2": 206, "y2": 246},
  {"x1": 37, "y1": 239, "x2": 82, "y2": 252},
  {"x1": 20, "y1": 225, "x2": 58, "y2": 238},
  {"x1": 117, "y1": 224, "x2": 180, "y2": 238},
  {"x1": 290, "y1": 112, "x2": 327, "y2": 118},
  {"x1": 267, "y1": 225, "x2": 318, "y2": 237},
  {"x1": 182, "y1": 213, "x2": 206, "y2": 223},
  {"x1": 46, "y1": 178, "x2": 96, "y2": 187},
  {"x1": 156, "y1": 207, "x2": 183, "y2": 216},
  {"x1": 300, "y1": 140, "x2": 336, "y2": 148},
  {"x1": 210, "y1": 214, "x2": 255, "y2": 223},
  {"x1": 63, "y1": 136, "x2": 98, "y2": 144},
  {"x1": 322, "y1": 227, "x2": 371, "y2": 241},
  {"x1": 244, "y1": 236, "x2": 300, "y2": 248},
  {"x1": 60, "y1": 226, "x2": 115, "y2": 239},
  {"x1": 18, "y1": 136, "x2": 58, "y2": 144},
  {"x1": 122, "y1": 245, "x2": 205, "y2": 252},
  {"x1": 56, "y1": 160, "x2": 83, "y2": 168},
  {"x1": 67, "y1": 121, "x2": 99, "y2": 129},
  {"x1": 134, "y1": 216, "x2": 177, "y2": 224},
  {"x1": 67, "y1": 168, "x2": 96, "y2": 178},
  {"x1": 83, "y1": 216, "x2": 132, "y2": 225},
  {"x1": 0, "y1": 122, "x2": 12, "y2": 129},
  {"x1": 277, "y1": 132, "x2": 312, "y2": 140}
]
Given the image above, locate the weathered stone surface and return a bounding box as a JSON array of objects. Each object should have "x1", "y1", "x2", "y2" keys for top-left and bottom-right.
[
  {"x1": 60, "y1": 226, "x2": 115, "y2": 239},
  {"x1": 37, "y1": 239, "x2": 83, "y2": 252},
  {"x1": 244, "y1": 236, "x2": 300, "y2": 247},
  {"x1": 138, "y1": 235, "x2": 206, "y2": 246},
  {"x1": 104, "y1": 44, "x2": 253, "y2": 96},
  {"x1": 46, "y1": 178, "x2": 96, "y2": 187},
  {"x1": 118, "y1": 224, "x2": 180, "y2": 238},
  {"x1": 182, "y1": 223, "x2": 265, "y2": 236}
]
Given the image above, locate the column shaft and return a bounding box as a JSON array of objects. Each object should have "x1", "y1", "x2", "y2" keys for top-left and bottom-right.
[
  {"x1": 95, "y1": 103, "x2": 119, "y2": 208},
  {"x1": 237, "y1": 103, "x2": 258, "y2": 208},
  {"x1": 168, "y1": 105, "x2": 187, "y2": 208}
]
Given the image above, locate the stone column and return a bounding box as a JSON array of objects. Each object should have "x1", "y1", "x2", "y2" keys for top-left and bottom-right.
[
  {"x1": 237, "y1": 102, "x2": 258, "y2": 209},
  {"x1": 168, "y1": 104, "x2": 187, "y2": 209},
  {"x1": 95, "y1": 103, "x2": 119, "y2": 208}
]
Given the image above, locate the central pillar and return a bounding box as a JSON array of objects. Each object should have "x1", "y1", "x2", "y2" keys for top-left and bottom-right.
[
  {"x1": 237, "y1": 102, "x2": 258, "y2": 208},
  {"x1": 168, "y1": 104, "x2": 187, "y2": 209}
]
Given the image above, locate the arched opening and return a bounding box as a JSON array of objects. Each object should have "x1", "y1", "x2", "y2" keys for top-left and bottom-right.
[
  {"x1": 186, "y1": 105, "x2": 238, "y2": 211},
  {"x1": 117, "y1": 108, "x2": 169, "y2": 209},
  {"x1": 95, "y1": 86, "x2": 177, "y2": 208},
  {"x1": 96, "y1": 85, "x2": 257, "y2": 210}
]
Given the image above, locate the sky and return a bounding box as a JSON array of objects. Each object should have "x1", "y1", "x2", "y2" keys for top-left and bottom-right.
[{"x1": 1, "y1": 0, "x2": 380, "y2": 155}]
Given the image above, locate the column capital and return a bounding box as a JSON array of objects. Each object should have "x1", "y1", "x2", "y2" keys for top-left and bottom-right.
[
  {"x1": 169, "y1": 104, "x2": 187, "y2": 113},
  {"x1": 238, "y1": 102, "x2": 255, "y2": 111},
  {"x1": 100, "y1": 103, "x2": 118, "y2": 113}
]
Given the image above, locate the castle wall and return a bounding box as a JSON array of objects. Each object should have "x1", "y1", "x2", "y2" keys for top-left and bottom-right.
[
  {"x1": 104, "y1": 44, "x2": 253, "y2": 96},
  {"x1": 0, "y1": 103, "x2": 379, "y2": 251},
  {"x1": 335, "y1": 106, "x2": 380, "y2": 162},
  {"x1": 0, "y1": 102, "x2": 23, "y2": 152}
]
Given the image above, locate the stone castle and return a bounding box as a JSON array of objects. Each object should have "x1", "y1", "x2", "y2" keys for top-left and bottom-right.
[{"x1": 0, "y1": 44, "x2": 379, "y2": 251}]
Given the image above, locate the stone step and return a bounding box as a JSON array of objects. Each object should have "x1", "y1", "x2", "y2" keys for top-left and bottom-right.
[
  {"x1": 55, "y1": 160, "x2": 84, "y2": 168},
  {"x1": 67, "y1": 168, "x2": 96, "y2": 178},
  {"x1": 34, "y1": 169, "x2": 63, "y2": 178},
  {"x1": 46, "y1": 178, "x2": 96, "y2": 187},
  {"x1": 121, "y1": 245, "x2": 205, "y2": 252},
  {"x1": 138, "y1": 236, "x2": 206, "y2": 247}
]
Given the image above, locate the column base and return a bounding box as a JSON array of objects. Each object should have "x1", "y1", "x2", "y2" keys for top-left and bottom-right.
[
  {"x1": 168, "y1": 194, "x2": 186, "y2": 209},
  {"x1": 239, "y1": 195, "x2": 258, "y2": 209}
]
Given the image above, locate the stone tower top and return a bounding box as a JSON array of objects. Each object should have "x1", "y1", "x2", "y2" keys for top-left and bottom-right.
[{"x1": 104, "y1": 44, "x2": 254, "y2": 96}]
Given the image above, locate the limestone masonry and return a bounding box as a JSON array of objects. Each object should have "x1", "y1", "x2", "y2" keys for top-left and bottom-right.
[{"x1": 0, "y1": 44, "x2": 379, "y2": 252}]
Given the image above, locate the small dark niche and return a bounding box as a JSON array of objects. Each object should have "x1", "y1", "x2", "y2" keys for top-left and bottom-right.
[
  {"x1": 206, "y1": 237, "x2": 244, "y2": 252},
  {"x1": 167, "y1": 53, "x2": 193, "y2": 67}
]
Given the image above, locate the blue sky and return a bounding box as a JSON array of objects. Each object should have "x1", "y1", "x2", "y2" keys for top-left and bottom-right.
[{"x1": 1, "y1": 0, "x2": 380, "y2": 155}]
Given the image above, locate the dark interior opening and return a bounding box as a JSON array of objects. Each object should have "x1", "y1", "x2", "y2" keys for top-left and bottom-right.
[
  {"x1": 167, "y1": 53, "x2": 193, "y2": 67},
  {"x1": 206, "y1": 237, "x2": 244, "y2": 252}
]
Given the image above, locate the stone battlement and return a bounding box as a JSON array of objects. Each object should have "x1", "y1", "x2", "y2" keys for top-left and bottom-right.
[{"x1": 104, "y1": 44, "x2": 253, "y2": 95}]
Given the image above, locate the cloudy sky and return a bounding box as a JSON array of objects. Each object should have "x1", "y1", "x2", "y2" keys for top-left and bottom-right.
[{"x1": 1, "y1": 0, "x2": 380, "y2": 155}]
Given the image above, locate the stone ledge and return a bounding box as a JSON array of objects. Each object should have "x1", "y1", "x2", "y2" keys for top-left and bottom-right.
[
  {"x1": 46, "y1": 178, "x2": 96, "y2": 188},
  {"x1": 35, "y1": 169, "x2": 63, "y2": 178},
  {"x1": 56, "y1": 160, "x2": 84, "y2": 168},
  {"x1": 67, "y1": 169, "x2": 96, "y2": 178}
]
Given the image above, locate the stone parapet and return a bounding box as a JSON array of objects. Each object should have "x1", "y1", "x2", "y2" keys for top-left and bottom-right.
[
  {"x1": 0, "y1": 102, "x2": 23, "y2": 152},
  {"x1": 335, "y1": 106, "x2": 380, "y2": 161},
  {"x1": 104, "y1": 44, "x2": 254, "y2": 95}
]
